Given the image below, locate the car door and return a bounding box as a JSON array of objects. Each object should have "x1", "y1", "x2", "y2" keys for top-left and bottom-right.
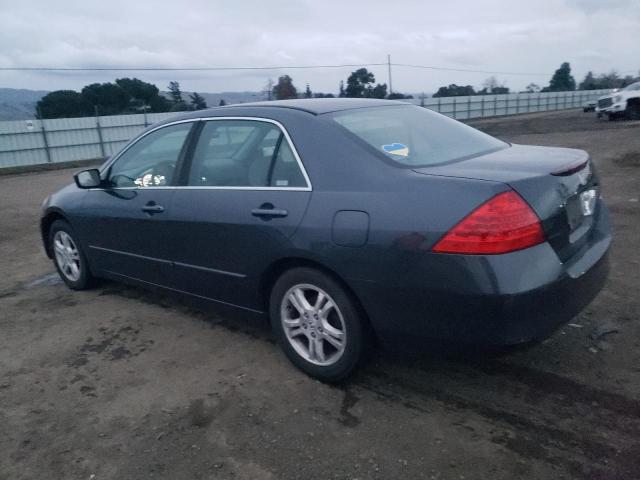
[
  {"x1": 166, "y1": 118, "x2": 312, "y2": 312},
  {"x1": 76, "y1": 121, "x2": 196, "y2": 286}
]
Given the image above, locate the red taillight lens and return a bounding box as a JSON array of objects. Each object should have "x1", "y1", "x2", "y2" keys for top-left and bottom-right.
[{"x1": 432, "y1": 191, "x2": 545, "y2": 255}]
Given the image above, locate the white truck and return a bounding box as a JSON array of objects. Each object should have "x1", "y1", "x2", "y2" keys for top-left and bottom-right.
[{"x1": 596, "y1": 81, "x2": 640, "y2": 120}]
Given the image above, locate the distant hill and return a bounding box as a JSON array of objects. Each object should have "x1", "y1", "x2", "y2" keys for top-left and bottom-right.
[{"x1": 0, "y1": 88, "x2": 49, "y2": 120}]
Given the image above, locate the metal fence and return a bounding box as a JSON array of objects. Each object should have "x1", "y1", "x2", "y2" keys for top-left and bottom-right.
[{"x1": 0, "y1": 89, "x2": 612, "y2": 169}]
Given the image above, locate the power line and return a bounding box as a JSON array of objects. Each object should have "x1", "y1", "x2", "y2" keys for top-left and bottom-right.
[
  {"x1": 0, "y1": 63, "x2": 387, "y2": 72},
  {"x1": 0, "y1": 62, "x2": 552, "y2": 76},
  {"x1": 393, "y1": 63, "x2": 551, "y2": 77},
  {"x1": 1, "y1": 62, "x2": 635, "y2": 77}
]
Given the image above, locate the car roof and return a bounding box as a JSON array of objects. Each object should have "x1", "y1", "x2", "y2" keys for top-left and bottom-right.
[{"x1": 185, "y1": 98, "x2": 410, "y2": 117}]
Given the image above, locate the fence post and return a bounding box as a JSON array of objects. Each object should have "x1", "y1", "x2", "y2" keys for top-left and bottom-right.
[
  {"x1": 527, "y1": 94, "x2": 531, "y2": 113},
  {"x1": 481, "y1": 96, "x2": 485, "y2": 117},
  {"x1": 37, "y1": 108, "x2": 52, "y2": 163},
  {"x1": 453, "y1": 97, "x2": 457, "y2": 119},
  {"x1": 467, "y1": 96, "x2": 471, "y2": 118},
  {"x1": 143, "y1": 105, "x2": 149, "y2": 127},
  {"x1": 437, "y1": 97, "x2": 441, "y2": 114},
  {"x1": 95, "y1": 106, "x2": 106, "y2": 159},
  {"x1": 493, "y1": 95, "x2": 497, "y2": 116}
]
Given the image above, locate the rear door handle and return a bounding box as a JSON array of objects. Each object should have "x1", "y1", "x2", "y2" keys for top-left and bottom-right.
[
  {"x1": 142, "y1": 204, "x2": 164, "y2": 214},
  {"x1": 251, "y1": 208, "x2": 288, "y2": 218}
]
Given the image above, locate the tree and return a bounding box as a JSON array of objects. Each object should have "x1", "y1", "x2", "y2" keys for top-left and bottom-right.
[
  {"x1": 272, "y1": 75, "x2": 298, "y2": 100},
  {"x1": 578, "y1": 70, "x2": 638, "y2": 90},
  {"x1": 478, "y1": 77, "x2": 509, "y2": 95},
  {"x1": 345, "y1": 68, "x2": 375, "y2": 97},
  {"x1": 542, "y1": 62, "x2": 576, "y2": 92},
  {"x1": 167, "y1": 81, "x2": 183, "y2": 103},
  {"x1": 189, "y1": 92, "x2": 207, "y2": 110},
  {"x1": 36, "y1": 90, "x2": 93, "y2": 119},
  {"x1": 338, "y1": 80, "x2": 346, "y2": 98},
  {"x1": 432, "y1": 84, "x2": 476, "y2": 97},
  {"x1": 219, "y1": 99, "x2": 227, "y2": 106},
  {"x1": 264, "y1": 79, "x2": 274, "y2": 100},
  {"x1": 525, "y1": 83, "x2": 541, "y2": 93},
  {"x1": 80, "y1": 82, "x2": 130, "y2": 115},
  {"x1": 167, "y1": 81, "x2": 188, "y2": 111},
  {"x1": 304, "y1": 84, "x2": 313, "y2": 98},
  {"x1": 369, "y1": 83, "x2": 388, "y2": 99},
  {"x1": 115, "y1": 78, "x2": 159, "y2": 107}
]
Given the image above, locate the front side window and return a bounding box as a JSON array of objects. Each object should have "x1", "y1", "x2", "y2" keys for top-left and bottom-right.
[
  {"x1": 328, "y1": 105, "x2": 507, "y2": 167},
  {"x1": 108, "y1": 122, "x2": 192, "y2": 187},
  {"x1": 187, "y1": 120, "x2": 307, "y2": 188}
]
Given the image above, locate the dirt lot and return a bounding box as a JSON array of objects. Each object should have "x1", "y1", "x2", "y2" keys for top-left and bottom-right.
[{"x1": 1, "y1": 109, "x2": 639, "y2": 480}]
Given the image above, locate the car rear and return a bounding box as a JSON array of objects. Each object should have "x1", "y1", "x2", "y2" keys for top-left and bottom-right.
[
  {"x1": 326, "y1": 104, "x2": 611, "y2": 346},
  {"x1": 411, "y1": 145, "x2": 611, "y2": 344}
]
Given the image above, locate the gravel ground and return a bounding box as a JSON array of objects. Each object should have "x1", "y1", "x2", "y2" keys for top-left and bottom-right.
[{"x1": 0, "y1": 109, "x2": 638, "y2": 480}]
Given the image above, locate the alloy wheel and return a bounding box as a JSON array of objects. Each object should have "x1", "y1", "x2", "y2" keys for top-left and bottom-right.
[
  {"x1": 280, "y1": 283, "x2": 347, "y2": 366},
  {"x1": 53, "y1": 230, "x2": 81, "y2": 282}
]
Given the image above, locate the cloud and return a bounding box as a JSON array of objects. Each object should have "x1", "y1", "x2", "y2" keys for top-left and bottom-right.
[{"x1": 0, "y1": 0, "x2": 638, "y2": 94}]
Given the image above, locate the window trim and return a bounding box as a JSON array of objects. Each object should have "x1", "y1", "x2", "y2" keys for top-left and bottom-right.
[{"x1": 99, "y1": 116, "x2": 312, "y2": 192}]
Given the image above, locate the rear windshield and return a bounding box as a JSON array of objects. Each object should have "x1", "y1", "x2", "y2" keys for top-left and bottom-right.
[{"x1": 328, "y1": 105, "x2": 507, "y2": 167}]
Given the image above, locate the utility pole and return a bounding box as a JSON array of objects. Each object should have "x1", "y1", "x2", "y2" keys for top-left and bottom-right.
[{"x1": 387, "y1": 54, "x2": 393, "y2": 95}]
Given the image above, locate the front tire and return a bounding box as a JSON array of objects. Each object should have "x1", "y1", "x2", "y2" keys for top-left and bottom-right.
[
  {"x1": 49, "y1": 220, "x2": 94, "y2": 290},
  {"x1": 270, "y1": 267, "x2": 366, "y2": 382},
  {"x1": 626, "y1": 102, "x2": 640, "y2": 121}
]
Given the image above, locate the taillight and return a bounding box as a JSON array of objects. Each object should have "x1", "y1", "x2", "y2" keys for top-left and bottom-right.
[{"x1": 432, "y1": 191, "x2": 545, "y2": 255}]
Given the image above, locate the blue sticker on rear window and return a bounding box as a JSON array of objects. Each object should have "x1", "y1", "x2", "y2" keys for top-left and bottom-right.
[{"x1": 382, "y1": 143, "x2": 409, "y2": 157}]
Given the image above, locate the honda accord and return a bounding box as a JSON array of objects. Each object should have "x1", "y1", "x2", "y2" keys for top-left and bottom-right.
[{"x1": 41, "y1": 99, "x2": 611, "y2": 381}]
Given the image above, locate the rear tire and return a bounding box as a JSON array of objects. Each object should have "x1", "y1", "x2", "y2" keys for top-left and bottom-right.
[
  {"x1": 49, "y1": 220, "x2": 94, "y2": 290},
  {"x1": 270, "y1": 267, "x2": 366, "y2": 382}
]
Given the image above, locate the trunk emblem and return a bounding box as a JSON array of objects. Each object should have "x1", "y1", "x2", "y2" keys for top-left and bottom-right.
[{"x1": 580, "y1": 189, "x2": 597, "y2": 216}]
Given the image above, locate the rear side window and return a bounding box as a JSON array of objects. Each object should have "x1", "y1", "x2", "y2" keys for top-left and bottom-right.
[
  {"x1": 329, "y1": 105, "x2": 507, "y2": 167},
  {"x1": 187, "y1": 120, "x2": 308, "y2": 188}
]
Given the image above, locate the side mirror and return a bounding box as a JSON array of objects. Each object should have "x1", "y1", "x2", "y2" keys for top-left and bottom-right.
[{"x1": 74, "y1": 169, "x2": 102, "y2": 189}]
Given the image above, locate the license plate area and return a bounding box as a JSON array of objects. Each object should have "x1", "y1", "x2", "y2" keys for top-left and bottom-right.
[{"x1": 566, "y1": 188, "x2": 597, "y2": 241}]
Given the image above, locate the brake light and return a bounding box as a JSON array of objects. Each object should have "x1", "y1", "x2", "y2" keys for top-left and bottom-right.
[{"x1": 432, "y1": 191, "x2": 545, "y2": 254}]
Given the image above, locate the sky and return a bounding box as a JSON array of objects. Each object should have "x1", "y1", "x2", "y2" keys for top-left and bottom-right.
[{"x1": 0, "y1": 0, "x2": 639, "y2": 95}]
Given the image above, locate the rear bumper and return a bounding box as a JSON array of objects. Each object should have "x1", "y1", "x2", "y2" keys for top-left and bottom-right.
[{"x1": 352, "y1": 204, "x2": 612, "y2": 346}]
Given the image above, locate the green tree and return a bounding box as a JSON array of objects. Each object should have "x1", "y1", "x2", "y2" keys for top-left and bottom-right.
[
  {"x1": 115, "y1": 78, "x2": 159, "y2": 107},
  {"x1": 219, "y1": 99, "x2": 227, "y2": 106},
  {"x1": 345, "y1": 68, "x2": 375, "y2": 97},
  {"x1": 272, "y1": 75, "x2": 298, "y2": 100},
  {"x1": 432, "y1": 84, "x2": 476, "y2": 97},
  {"x1": 578, "y1": 71, "x2": 598, "y2": 90},
  {"x1": 81, "y1": 82, "x2": 130, "y2": 115},
  {"x1": 368, "y1": 83, "x2": 388, "y2": 99},
  {"x1": 167, "y1": 81, "x2": 183, "y2": 103},
  {"x1": 542, "y1": 62, "x2": 576, "y2": 92},
  {"x1": 36, "y1": 90, "x2": 93, "y2": 119},
  {"x1": 189, "y1": 92, "x2": 207, "y2": 110},
  {"x1": 304, "y1": 84, "x2": 312, "y2": 98}
]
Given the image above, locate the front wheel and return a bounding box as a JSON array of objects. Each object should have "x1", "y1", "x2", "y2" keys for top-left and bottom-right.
[
  {"x1": 49, "y1": 220, "x2": 94, "y2": 290},
  {"x1": 626, "y1": 103, "x2": 640, "y2": 121},
  {"x1": 270, "y1": 267, "x2": 366, "y2": 382}
]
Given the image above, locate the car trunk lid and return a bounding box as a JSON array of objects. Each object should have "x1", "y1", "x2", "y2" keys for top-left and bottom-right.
[{"x1": 413, "y1": 144, "x2": 600, "y2": 261}]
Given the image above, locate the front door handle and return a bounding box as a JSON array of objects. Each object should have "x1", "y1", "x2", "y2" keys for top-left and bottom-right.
[
  {"x1": 142, "y1": 203, "x2": 164, "y2": 214},
  {"x1": 251, "y1": 205, "x2": 288, "y2": 218}
]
